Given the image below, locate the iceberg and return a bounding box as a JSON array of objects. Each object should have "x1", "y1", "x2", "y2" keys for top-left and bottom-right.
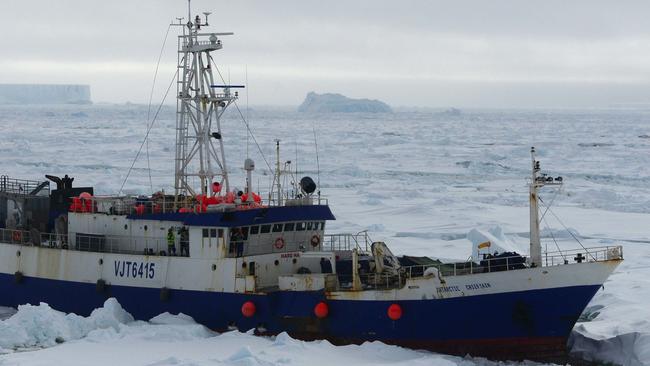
[
  {"x1": 298, "y1": 92, "x2": 391, "y2": 113},
  {"x1": 0, "y1": 84, "x2": 91, "y2": 104}
]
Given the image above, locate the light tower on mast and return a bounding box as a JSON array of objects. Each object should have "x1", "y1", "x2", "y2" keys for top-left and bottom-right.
[{"x1": 172, "y1": 1, "x2": 240, "y2": 207}]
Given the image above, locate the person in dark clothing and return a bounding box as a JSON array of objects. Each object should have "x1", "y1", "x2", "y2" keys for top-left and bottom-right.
[
  {"x1": 231, "y1": 228, "x2": 244, "y2": 257},
  {"x1": 179, "y1": 227, "x2": 190, "y2": 256}
]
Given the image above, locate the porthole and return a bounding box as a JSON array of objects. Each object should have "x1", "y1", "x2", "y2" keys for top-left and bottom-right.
[
  {"x1": 242, "y1": 262, "x2": 247, "y2": 268},
  {"x1": 212, "y1": 264, "x2": 217, "y2": 271},
  {"x1": 274, "y1": 260, "x2": 279, "y2": 266},
  {"x1": 292, "y1": 258, "x2": 297, "y2": 264},
  {"x1": 124, "y1": 224, "x2": 128, "y2": 230},
  {"x1": 16, "y1": 250, "x2": 21, "y2": 257},
  {"x1": 99, "y1": 259, "x2": 104, "y2": 265},
  {"x1": 144, "y1": 225, "x2": 148, "y2": 231}
]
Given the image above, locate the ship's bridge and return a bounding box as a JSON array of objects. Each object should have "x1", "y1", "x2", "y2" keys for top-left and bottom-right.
[{"x1": 64, "y1": 193, "x2": 336, "y2": 260}]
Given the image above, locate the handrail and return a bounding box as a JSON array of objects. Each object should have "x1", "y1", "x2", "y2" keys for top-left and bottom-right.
[
  {"x1": 337, "y1": 245, "x2": 624, "y2": 291},
  {"x1": 67, "y1": 194, "x2": 329, "y2": 216},
  {"x1": 400, "y1": 245, "x2": 624, "y2": 280},
  {"x1": 0, "y1": 226, "x2": 623, "y2": 277},
  {"x1": 323, "y1": 231, "x2": 371, "y2": 252},
  {"x1": 0, "y1": 175, "x2": 49, "y2": 196},
  {"x1": 0, "y1": 227, "x2": 178, "y2": 257}
]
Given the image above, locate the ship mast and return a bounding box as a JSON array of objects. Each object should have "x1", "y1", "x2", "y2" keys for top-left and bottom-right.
[
  {"x1": 528, "y1": 147, "x2": 562, "y2": 267},
  {"x1": 172, "y1": 0, "x2": 239, "y2": 207}
]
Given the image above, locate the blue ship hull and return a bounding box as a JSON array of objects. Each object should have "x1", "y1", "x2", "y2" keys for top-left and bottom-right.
[{"x1": 0, "y1": 272, "x2": 601, "y2": 360}]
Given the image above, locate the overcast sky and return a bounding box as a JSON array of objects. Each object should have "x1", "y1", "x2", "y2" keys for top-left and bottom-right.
[{"x1": 2, "y1": 0, "x2": 650, "y2": 108}]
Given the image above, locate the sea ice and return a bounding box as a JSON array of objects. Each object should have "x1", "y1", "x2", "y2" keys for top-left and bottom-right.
[{"x1": 1, "y1": 105, "x2": 649, "y2": 364}]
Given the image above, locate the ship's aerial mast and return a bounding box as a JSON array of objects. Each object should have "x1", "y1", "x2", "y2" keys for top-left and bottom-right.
[
  {"x1": 528, "y1": 147, "x2": 563, "y2": 267},
  {"x1": 172, "y1": 0, "x2": 241, "y2": 207}
]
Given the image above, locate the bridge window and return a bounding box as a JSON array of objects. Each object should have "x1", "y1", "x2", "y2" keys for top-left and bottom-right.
[
  {"x1": 284, "y1": 223, "x2": 295, "y2": 231},
  {"x1": 272, "y1": 224, "x2": 283, "y2": 232},
  {"x1": 250, "y1": 226, "x2": 259, "y2": 235},
  {"x1": 203, "y1": 228, "x2": 220, "y2": 238},
  {"x1": 307, "y1": 222, "x2": 313, "y2": 230},
  {"x1": 261, "y1": 225, "x2": 271, "y2": 234},
  {"x1": 296, "y1": 222, "x2": 306, "y2": 231}
]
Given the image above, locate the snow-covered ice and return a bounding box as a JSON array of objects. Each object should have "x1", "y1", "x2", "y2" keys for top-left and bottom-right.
[{"x1": 1, "y1": 105, "x2": 649, "y2": 365}]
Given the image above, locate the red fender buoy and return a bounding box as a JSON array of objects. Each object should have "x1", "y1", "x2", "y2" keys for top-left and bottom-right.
[
  {"x1": 314, "y1": 301, "x2": 329, "y2": 319},
  {"x1": 387, "y1": 303, "x2": 402, "y2": 321},
  {"x1": 241, "y1": 301, "x2": 256, "y2": 318}
]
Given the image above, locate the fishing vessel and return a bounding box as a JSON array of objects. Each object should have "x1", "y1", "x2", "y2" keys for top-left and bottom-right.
[{"x1": 0, "y1": 4, "x2": 622, "y2": 361}]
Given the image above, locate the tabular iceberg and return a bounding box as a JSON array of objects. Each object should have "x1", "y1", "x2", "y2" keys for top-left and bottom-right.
[{"x1": 0, "y1": 84, "x2": 91, "y2": 105}]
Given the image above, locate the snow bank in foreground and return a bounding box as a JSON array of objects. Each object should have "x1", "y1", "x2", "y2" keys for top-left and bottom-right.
[
  {"x1": 467, "y1": 226, "x2": 526, "y2": 261},
  {"x1": 0, "y1": 328, "x2": 555, "y2": 366},
  {"x1": 0, "y1": 298, "x2": 133, "y2": 351}
]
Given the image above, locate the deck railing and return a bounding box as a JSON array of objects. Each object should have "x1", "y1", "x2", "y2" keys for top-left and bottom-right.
[
  {"x1": 0, "y1": 227, "x2": 178, "y2": 257},
  {"x1": 543, "y1": 245, "x2": 623, "y2": 266},
  {"x1": 0, "y1": 175, "x2": 49, "y2": 196},
  {"x1": 323, "y1": 231, "x2": 371, "y2": 252},
  {"x1": 67, "y1": 194, "x2": 329, "y2": 216},
  {"x1": 336, "y1": 245, "x2": 624, "y2": 291},
  {"x1": 0, "y1": 226, "x2": 623, "y2": 278},
  {"x1": 400, "y1": 245, "x2": 624, "y2": 280}
]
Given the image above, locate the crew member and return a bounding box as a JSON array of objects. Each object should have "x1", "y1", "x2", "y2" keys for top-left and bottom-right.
[
  {"x1": 167, "y1": 227, "x2": 176, "y2": 256},
  {"x1": 180, "y1": 227, "x2": 190, "y2": 256},
  {"x1": 231, "y1": 228, "x2": 245, "y2": 257}
]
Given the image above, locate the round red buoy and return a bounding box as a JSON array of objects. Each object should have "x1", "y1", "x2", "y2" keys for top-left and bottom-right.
[
  {"x1": 387, "y1": 303, "x2": 402, "y2": 321},
  {"x1": 314, "y1": 301, "x2": 329, "y2": 319},
  {"x1": 241, "y1": 301, "x2": 256, "y2": 318}
]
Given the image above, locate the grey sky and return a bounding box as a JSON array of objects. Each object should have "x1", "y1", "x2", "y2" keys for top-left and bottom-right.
[{"x1": 2, "y1": 0, "x2": 650, "y2": 108}]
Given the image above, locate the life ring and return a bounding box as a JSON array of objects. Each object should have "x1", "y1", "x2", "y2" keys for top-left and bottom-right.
[
  {"x1": 12, "y1": 231, "x2": 22, "y2": 243},
  {"x1": 310, "y1": 234, "x2": 321, "y2": 247},
  {"x1": 274, "y1": 237, "x2": 285, "y2": 250}
]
